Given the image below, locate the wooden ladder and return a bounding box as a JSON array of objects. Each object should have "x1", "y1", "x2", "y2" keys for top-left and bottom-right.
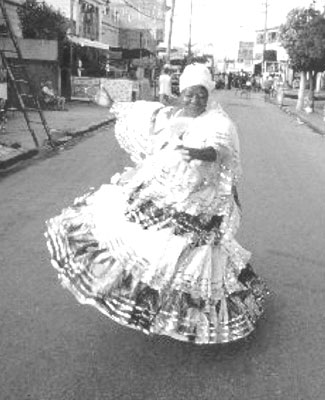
[{"x1": 0, "y1": 0, "x2": 53, "y2": 147}]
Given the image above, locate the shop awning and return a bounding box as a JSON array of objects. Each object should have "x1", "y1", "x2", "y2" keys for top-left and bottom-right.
[
  {"x1": 122, "y1": 48, "x2": 154, "y2": 59},
  {"x1": 109, "y1": 47, "x2": 123, "y2": 60},
  {"x1": 67, "y1": 35, "x2": 110, "y2": 51}
]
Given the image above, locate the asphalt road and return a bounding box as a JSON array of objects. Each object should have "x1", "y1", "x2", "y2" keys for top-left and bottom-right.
[{"x1": 0, "y1": 92, "x2": 325, "y2": 400}]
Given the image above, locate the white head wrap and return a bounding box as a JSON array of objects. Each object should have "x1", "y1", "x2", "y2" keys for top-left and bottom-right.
[{"x1": 179, "y1": 63, "x2": 215, "y2": 93}]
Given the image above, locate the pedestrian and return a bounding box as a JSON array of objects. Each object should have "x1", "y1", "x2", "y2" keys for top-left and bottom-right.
[
  {"x1": 228, "y1": 72, "x2": 233, "y2": 90},
  {"x1": 45, "y1": 63, "x2": 268, "y2": 345},
  {"x1": 263, "y1": 75, "x2": 274, "y2": 101},
  {"x1": 158, "y1": 66, "x2": 172, "y2": 104},
  {"x1": 224, "y1": 73, "x2": 229, "y2": 90}
]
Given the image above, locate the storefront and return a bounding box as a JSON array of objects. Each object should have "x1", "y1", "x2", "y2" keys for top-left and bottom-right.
[{"x1": 67, "y1": 35, "x2": 154, "y2": 102}]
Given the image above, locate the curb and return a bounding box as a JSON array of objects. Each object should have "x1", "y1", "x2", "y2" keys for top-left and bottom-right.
[
  {"x1": 0, "y1": 116, "x2": 116, "y2": 171},
  {"x1": 68, "y1": 115, "x2": 116, "y2": 138},
  {"x1": 0, "y1": 148, "x2": 38, "y2": 170},
  {"x1": 273, "y1": 101, "x2": 325, "y2": 136},
  {"x1": 292, "y1": 112, "x2": 325, "y2": 136}
]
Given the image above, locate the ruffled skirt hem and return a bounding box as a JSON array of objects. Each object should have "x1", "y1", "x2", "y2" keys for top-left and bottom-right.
[
  {"x1": 54, "y1": 262, "x2": 267, "y2": 345},
  {"x1": 45, "y1": 185, "x2": 268, "y2": 345}
]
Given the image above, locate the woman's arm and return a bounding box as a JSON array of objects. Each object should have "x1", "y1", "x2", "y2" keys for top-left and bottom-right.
[{"x1": 178, "y1": 145, "x2": 232, "y2": 163}]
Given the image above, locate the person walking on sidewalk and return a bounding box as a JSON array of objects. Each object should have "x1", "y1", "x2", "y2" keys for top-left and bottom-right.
[
  {"x1": 45, "y1": 63, "x2": 268, "y2": 345},
  {"x1": 158, "y1": 66, "x2": 172, "y2": 104}
]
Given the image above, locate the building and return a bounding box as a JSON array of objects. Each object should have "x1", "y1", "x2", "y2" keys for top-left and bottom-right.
[
  {"x1": 102, "y1": 2, "x2": 120, "y2": 47},
  {"x1": 111, "y1": 0, "x2": 165, "y2": 51},
  {"x1": 1, "y1": 0, "x2": 168, "y2": 101},
  {"x1": 0, "y1": 0, "x2": 24, "y2": 37},
  {"x1": 237, "y1": 41, "x2": 255, "y2": 73},
  {"x1": 0, "y1": 0, "x2": 60, "y2": 105},
  {"x1": 254, "y1": 26, "x2": 289, "y2": 78},
  {"x1": 2, "y1": 0, "x2": 167, "y2": 65},
  {"x1": 56, "y1": 0, "x2": 166, "y2": 52},
  {"x1": 47, "y1": 0, "x2": 167, "y2": 77},
  {"x1": 215, "y1": 26, "x2": 290, "y2": 77},
  {"x1": 44, "y1": 0, "x2": 117, "y2": 44}
]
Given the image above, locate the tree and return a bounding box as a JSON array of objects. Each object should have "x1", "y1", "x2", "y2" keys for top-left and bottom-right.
[
  {"x1": 17, "y1": 0, "x2": 71, "y2": 76},
  {"x1": 279, "y1": 7, "x2": 325, "y2": 111},
  {"x1": 17, "y1": 0, "x2": 69, "y2": 42}
]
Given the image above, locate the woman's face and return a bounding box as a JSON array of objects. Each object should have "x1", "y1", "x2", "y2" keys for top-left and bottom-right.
[{"x1": 181, "y1": 85, "x2": 209, "y2": 117}]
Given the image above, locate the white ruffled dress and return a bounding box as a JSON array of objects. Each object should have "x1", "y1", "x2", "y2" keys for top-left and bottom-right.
[{"x1": 45, "y1": 100, "x2": 268, "y2": 344}]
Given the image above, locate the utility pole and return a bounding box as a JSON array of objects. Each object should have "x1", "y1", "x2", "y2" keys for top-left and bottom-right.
[
  {"x1": 166, "y1": 0, "x2": 176, "y2": 64},
  {"x1": 262, "y1": 0, "x2": 269, "y2": 75},
  {"x1": 69, "y1": 0, "x2": 76, "y2": 101},
  {"x1": 70, "y1": 0, "x2": 75, "y2": 22},
  {"x1": 187, "y1": 0, "x2": 193, "y2": 58}
]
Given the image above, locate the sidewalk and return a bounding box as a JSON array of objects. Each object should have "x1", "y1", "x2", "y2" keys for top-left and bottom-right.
[
  {"x1": 272, "y1": 92, "x2": 325, "y2": 136},
  {"x1": 0, "y1": 101, "x2": 116, "y2": 169},
  {"x1": 1, "y1": 92, "x2": 325, "y2": 171}
]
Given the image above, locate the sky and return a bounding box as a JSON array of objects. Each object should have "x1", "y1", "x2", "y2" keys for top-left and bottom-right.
[{"x1": 170, "y1": 0, "x2": 325, "y2": 58}]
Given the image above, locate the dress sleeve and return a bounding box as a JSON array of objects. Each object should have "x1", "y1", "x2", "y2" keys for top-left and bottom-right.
[
  {"x1": 204, "y1": 109, "x2": 242, "y2": 184},
  {"x1": 111, "y1": 101, "x2": 167, "y2": 164}
]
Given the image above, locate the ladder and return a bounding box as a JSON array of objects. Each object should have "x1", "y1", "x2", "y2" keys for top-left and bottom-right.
[{"x1": 0, "y1": 0, "x2": 53, "y2": 148}]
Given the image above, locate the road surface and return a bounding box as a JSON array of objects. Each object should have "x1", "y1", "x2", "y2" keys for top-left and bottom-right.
[{"x1": 0, "y1": 92, "x2": 324, "y2": 400}]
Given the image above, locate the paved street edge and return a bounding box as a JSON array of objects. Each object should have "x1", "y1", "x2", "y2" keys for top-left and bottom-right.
[{"x1": 0, "y1": 116, "x2": 116, "y2": 170}]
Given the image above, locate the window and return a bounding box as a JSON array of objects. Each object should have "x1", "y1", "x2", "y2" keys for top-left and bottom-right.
[
  {"x1": 256, "y1": 33, "x2": 264, "y2": 44},
  {"x1": 80, "y1": 1, "x2": 99, "y2": 40},
  {"x1": 0, "y1": 24, "x2": 8, "y2": 37},
  {"x1": 268, "y1": 31, "x2": 277, "y2": 43}
]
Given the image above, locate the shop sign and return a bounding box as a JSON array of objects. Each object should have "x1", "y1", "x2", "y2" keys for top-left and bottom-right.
[
  {"x1": 71, "y1": 76, "x2": 101, "y2": 101},
  {"x1": 238, "y1": 42, "x2": 254, "y2": 61}
]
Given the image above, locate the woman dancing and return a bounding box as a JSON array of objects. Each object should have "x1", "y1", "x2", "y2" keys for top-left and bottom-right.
[{"x1": 45, "y1": 63, "x2": 268, "y2": 345}]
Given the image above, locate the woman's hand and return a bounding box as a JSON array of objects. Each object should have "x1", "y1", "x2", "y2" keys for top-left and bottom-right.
[{"x1": 176, "y1": 146, "x2": 217, "y2": 162}]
